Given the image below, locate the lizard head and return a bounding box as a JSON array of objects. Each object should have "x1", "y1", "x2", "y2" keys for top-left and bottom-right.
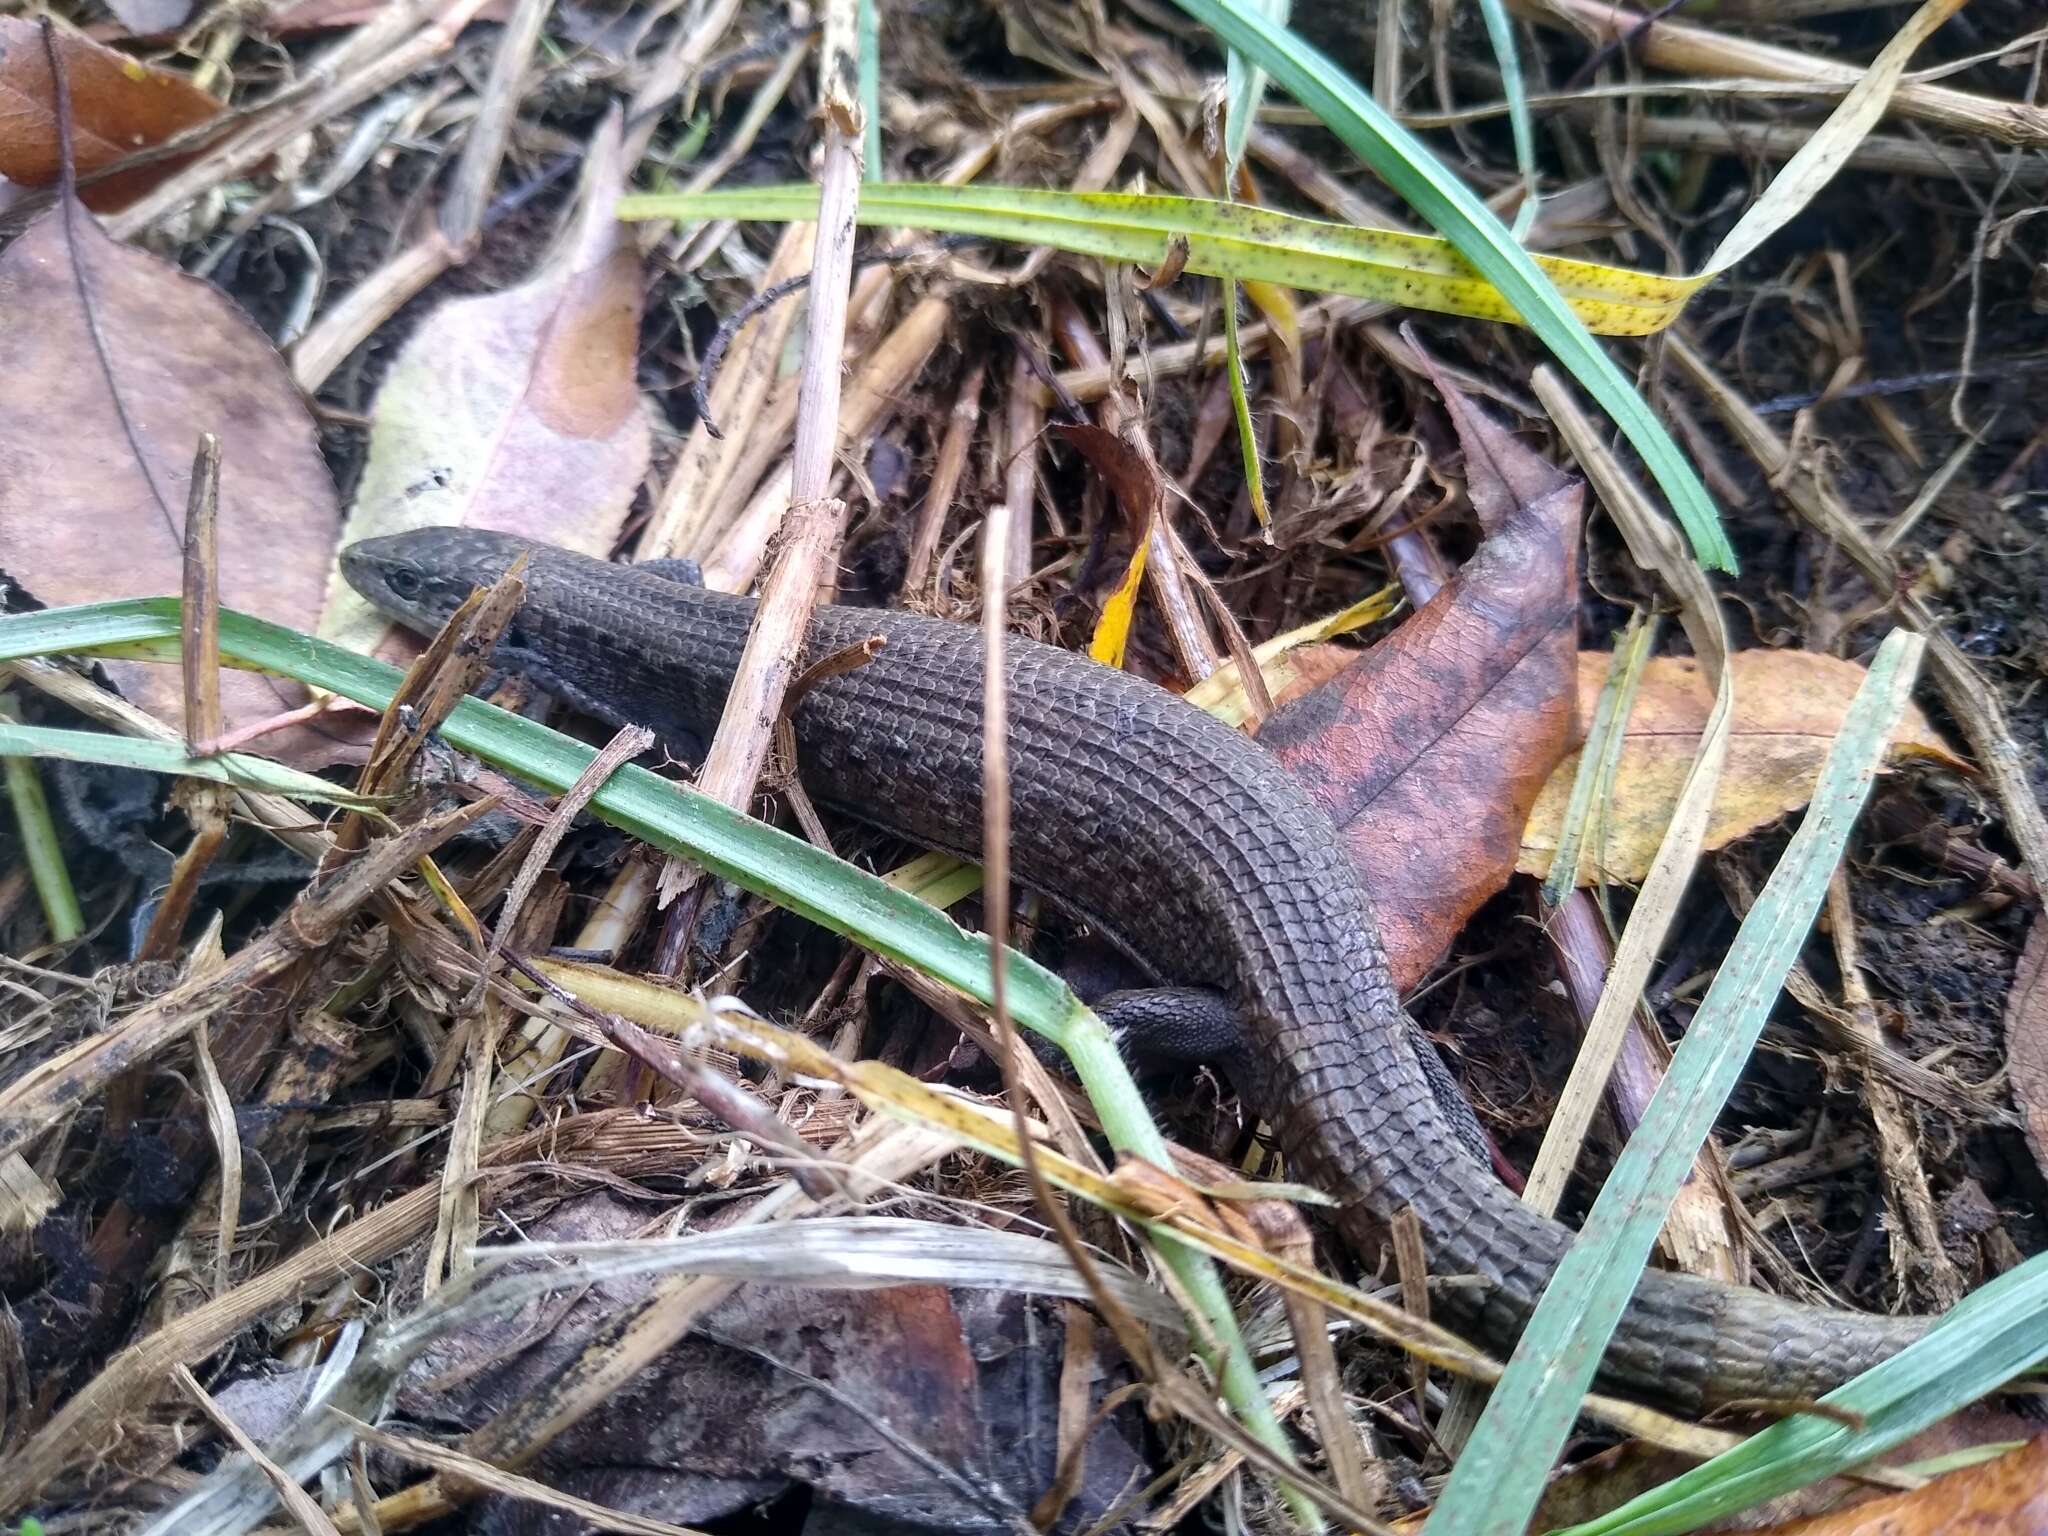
[{"x1": 341, "y1": 529, "x2": 536, "y2": 636}]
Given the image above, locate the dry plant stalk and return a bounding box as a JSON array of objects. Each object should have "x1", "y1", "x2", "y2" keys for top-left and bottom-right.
[
  {"x1": 0, "y1": 796, "x2": 496, "y2": 1164},
  {"x1": 1514, "y1": 0, "x2": 2048, "y2": 146},
  {"x1": 655, "y1": 0, "x2": 869, "y2": 922}
]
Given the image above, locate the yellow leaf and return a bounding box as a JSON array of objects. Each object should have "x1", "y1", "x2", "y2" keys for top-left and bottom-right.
[
  {"x1": 1520, "y1": 651, "x2": 1967, "y2": 887},
  {"x1": 1087, "y1": 536, "x2": 1150, "y2": 667}
]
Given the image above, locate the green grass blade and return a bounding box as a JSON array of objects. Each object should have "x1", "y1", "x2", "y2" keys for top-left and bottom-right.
[
  {"x1": 1164, "y1": 0, "x2": 1735, "y2": 571},
  {"x1": 0, "y1": 724, "x2": 383, "y2": 811},
  {"x1": 857, "y1": 0, "x2": 881, "y2": 176},
  {"x1": 1220, "y1": 279, "x2": 1270, "y2": 526},
  {"x1": 0, "y1": 698, "x2": 84, "y2": 943},
  {"x1": 1473, "y1": 0, "x2": 1540, "y2": 238},
  {"x1": 1547, "y1": 1249, "x2": 2048, "y2": 1536},
  {"x1": 1223, "y1": 0, "x2": 1288, "y2": 176},
  {"x1": 1425, "y1": 629, "x2": 1927, "y2": 1535}
]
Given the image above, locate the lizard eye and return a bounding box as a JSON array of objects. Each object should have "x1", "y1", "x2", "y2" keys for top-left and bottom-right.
[{"x1": 386, "y1": 567, "x2": 422, "y2": 599}]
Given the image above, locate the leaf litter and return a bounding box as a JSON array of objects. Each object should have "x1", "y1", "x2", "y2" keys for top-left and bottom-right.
[
  {"x1": 0, "y1": 164, "x2": 342, "y2": 764},
  {"x1": 0, "y1": 16, "x2": 222, "y2": 210},
  {"x1": 1, "y1": 1, "x2": 2046, "y2": 1533}
]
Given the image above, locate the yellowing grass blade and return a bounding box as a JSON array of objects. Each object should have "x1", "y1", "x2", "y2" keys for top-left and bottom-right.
[
  {"x1": 617, "y1": 183, "x2": 1705, "y2": 337},
  {"x1": 1702, "y1": 0, "x2": 1969, "y2": 277}
]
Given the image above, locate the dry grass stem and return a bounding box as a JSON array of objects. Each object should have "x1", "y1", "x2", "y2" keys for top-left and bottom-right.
[{"x1": 1515, "y1": 0, "x2": 2048, "y2": 146}]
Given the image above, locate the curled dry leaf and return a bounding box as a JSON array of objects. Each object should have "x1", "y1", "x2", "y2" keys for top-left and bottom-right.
[
  {"x1": 320, "y1": 113, "x2": 651, "y2": 659},
  {"x1": 1256, "y1": 387, "x2": 1582, "y2": 994},
  {"x1": 0, "y1": 189, "x2": 343, "y2": 764},
  {"x1": 1521, "y1": 650, "x2": 1967, "y2": 888},
  {"x1": 0, "y1": 18, "x2": 221, "y2": 211}
]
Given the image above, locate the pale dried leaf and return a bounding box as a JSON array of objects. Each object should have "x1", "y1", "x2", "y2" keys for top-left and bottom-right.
[
  {"x1": 1703, "y1": 0, "x2": 1970, "y2": 276},
  {"x1": 321, "y1": 113, "x2": 650, "y2": 657}
]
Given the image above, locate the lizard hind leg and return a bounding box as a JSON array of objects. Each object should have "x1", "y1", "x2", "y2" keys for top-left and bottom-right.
[{"x1": 1094, "y1": 987, "x2": 1493, "y2": 1168}]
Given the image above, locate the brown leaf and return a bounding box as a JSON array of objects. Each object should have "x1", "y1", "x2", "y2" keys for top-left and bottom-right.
[
  {"x1": 321, "y1": 113, "x2": 650, "y2": 659},
  {"x1": 1753, "y1": 1432, "x2": 2048, "y2": 1534},
  {"x1": 0, "y1": 189, "x2": 343, "y2": 764},
  {"x1": 1256, "y1": 392, "x2": 1581, "y2": 993},
  {"x1": 1053, "y1": 422, "x2": 1168, "y2": 528},
  {"x1": 1055, "y1": 421, "x2": 1167, "y2": 668},
  {"x1": 375, "y1": 1192, "x2": 1146, "y2": 1531},
  {"x1": 0, "y1": 19, "x2": 221, "y2": 212},
  {"x1": 2007, "y1": 915, "x2": 2048, "y2": 1185},
  {"x1": 1520, "y1": 650, "x2": 1969, "y2": 887}
]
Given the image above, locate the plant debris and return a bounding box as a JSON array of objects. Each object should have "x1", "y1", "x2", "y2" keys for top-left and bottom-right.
[{"x1": 2, "y1": 1, "x2": 2046, "y2": 1532}]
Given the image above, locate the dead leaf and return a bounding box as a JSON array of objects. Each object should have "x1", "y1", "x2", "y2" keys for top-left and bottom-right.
[
  {"x1": 0, "y1": 188, "x2": 343, "y2": 764},
  {"x1": 382, "y1": 1193, "x2": 1145, "y2": 1532},
  {"x1": 1753, "y1": 1432, "x2": 2048, "y2": 1534},
  {"x1": 1520, "y1": 650, "x2": 1967, "y2": 887},
  {"x1": 0, "y1": 18, "x2": 221, "y2": 211},
  {"x1": 1055, "y1": 422, "x2": 1166, "y2": 669},
  {"x1": 2006, "y1": 915, "x2": 2048, "y2": 1184},
  {"x1": 320, "y1": 112, "x2": 650, "y2": 659},
  {"x1": 1256, "y1": 389, "x2": 1581, "y2": 993}
]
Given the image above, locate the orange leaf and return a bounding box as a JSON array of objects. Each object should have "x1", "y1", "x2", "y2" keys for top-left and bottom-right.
[
  {"x1": 0, "y1": 19, "x2": 221, "y2": 211},
  {"x1": 1521, "y1": 650, "x2": 1968, "y2": 887},
  {"x1": 1756, "y1": 1432, "x2": 2048, "y2": 1534}
]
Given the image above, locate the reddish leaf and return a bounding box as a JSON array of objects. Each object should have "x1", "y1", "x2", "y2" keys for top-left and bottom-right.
[
  {"x1": 0, "y1": 19, "x2": 221, "y2": 212},
  {"x1": 0, "y1": 189, "x2": 343, "y2": 763},
  {"x1": 1255, "y1": 390, "x2": 1581, "y2": 992}
]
